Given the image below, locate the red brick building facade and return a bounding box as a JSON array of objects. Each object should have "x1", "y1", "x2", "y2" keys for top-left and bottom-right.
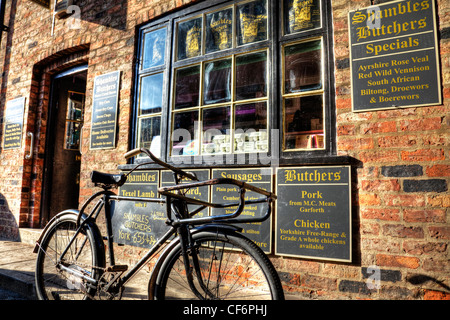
[{"x1": 0, "y1": 0, "x2": 448, "y2": 299}]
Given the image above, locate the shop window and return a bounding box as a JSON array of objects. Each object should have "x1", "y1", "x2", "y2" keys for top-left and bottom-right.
[
  {"x1": 133, "y1": 0, "x2": 334, "y2": 163},
  {"x1": 64, "y1": 91, "x2": 85, "y2": 150}
]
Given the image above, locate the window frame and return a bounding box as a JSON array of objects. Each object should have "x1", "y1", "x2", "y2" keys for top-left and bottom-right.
[{"x1": 131, "y1": 0, "x2": 336, "y2": 166}]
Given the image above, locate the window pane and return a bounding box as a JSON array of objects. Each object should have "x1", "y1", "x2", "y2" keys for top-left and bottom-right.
[
  {"x1": 237, "y1": 0, "x2": 267, "y2": 46},
  {"x1": 172, "y1": 110, "x2": 199, "y2": 156},
  {"x1": 138, "y1": 116, "x2": 161, "y2": 157},
  {"x1": 64, "y1": 122, "x2": 81, "y2": 150},
  {"x1": 236, "y1": 51, "x2": 267, "y2": 100},
  {"x1": 139, "y1": 73, "x2": 164, "y2": 115},
  {"x1": 284, "y1": 0, "x2": 321, "y2": 34},
  {"x1": 67, "y1": 92, "x2": 84, "y2": 121},
  {"x1": 177, "y1": 17, "x2": 202, "y2": 60},
  {"x1": 202, "y1": 106, "x2": 231, "y2": 154},
  {"x1": 234, "y1": 102, "x2": 267, "y2": 153},
  {"x1": 284, "y1": 95, "x2": 324, "y2": 150},
  {"x1": 174, "y1": 65, "x2": 200, "y2": 110},
  {"x1": 284, "y1": 40, "x2": 322, "y2": 94},
  {"x1": 206, "y1": 8, "x2": 233, "y2": 54},
  {"x1": 203, "y1": 58, "x2": 232, "y2": 105},
  {"x1": 142, "y1": 28, "x2": 166, "y2": 69}
]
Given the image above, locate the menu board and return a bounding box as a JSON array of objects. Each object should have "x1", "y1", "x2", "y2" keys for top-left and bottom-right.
[
  {"x1": 111, "y1": 171, "x2": 167, "y2": 248},
  {"x1": 349, "y1": 0, "x2": 441, "y2": 112},
  {"x1": 211, "y1": 168, "x2": 272, "y2": 253},
  {"x1": 276, "y1": 166, "x2": 351, "y2": 262},
  {"x1": 90, "y1": 71, "x2": 120, "y2": 149},
  {"x1": 3, "y1": 97, "x2": 25, "y2": 150}
]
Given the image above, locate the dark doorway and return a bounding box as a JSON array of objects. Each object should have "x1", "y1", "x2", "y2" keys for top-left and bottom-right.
[{"x1": 41, "y1": 65, "x2": 87, "y2": 223}]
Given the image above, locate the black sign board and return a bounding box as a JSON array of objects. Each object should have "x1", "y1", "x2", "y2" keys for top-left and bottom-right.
[
  {"x1": 161, "y1": 169, "x2": 210, "y2": 218},
  {"x1": 211, "y1": 168, "x2": 272, "y2": 253},
  {"x1": 90, "y1": 71, "x2": 120, "y2": 149},
  {"x1": 111, "y1": 171, "x2": 167, "y2": 248},
  {"x1": 3, "y1": 97, "x2": 25, "y2": 150},
  {"x1": 349, "y1": 0, "x2": 441, "y2": 112},
  {"x1": 276, "y1": 166, "x2": 351, "y2": 262},
  {"x1": 29, "y1": 0, "x2": 50, "y2": 9}
]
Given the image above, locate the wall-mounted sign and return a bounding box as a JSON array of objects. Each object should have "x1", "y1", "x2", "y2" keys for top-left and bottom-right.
[
  {"x1": 3, "y1": 97, "x2": 25, "y2": 150},
  {"x1": 349, "y1": 0, "x2": 441, "y2": 112},
  {"x1": 90, "y1": 70, "x2": 120, "y2": 149},
  {"x1": 111, "y1": 171, "x2": 166, "y2": 248},
  {"x1": 212, "y1": 168, "x2": 273, "y2": 253},
  {"x1": 276, "y1": 166, "x2": 351, "y2": 262}
]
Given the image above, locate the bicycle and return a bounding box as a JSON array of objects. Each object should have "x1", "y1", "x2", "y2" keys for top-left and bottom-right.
[{"x1": 34, "y1": 148, "x2": 284, "y2": 300}]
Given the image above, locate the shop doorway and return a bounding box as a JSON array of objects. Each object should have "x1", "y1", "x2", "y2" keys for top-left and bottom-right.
[{"x1": 41, "y1": 65, "x2": 87, "y2": 223}]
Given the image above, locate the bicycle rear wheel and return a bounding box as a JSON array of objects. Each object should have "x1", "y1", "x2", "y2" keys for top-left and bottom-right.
[
  {"x1": 153, "y1": 229, "x2": 284, "y2": 300},
  {"x1": 35, "y1": 212, "x2": 104, "y2": 300}
]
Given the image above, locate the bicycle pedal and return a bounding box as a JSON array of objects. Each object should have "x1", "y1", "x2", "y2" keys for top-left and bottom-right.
[{"x1": 107, "y1": 265, "x2": 128, "y2": 272}]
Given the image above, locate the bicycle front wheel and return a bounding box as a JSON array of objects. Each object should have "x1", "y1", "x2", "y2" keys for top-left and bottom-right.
[
  {"x1": 153, "y1": 229, "x2": 284, "y2": 300},
  {"x1": 35, "y1": 212, "x2": 104, "y2": 300}
]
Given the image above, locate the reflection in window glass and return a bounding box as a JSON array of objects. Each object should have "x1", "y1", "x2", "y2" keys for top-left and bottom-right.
[
  {"x1": 202, "y1": 106, "x2": 231, "y2": 154},
  {"x1": 203, "y1": 59, "x2": 232, "y2": 105},
  {"x1": 139, "y1": 73, "x2": 164, "y2": 115},
  {"x1": 64, "y1": 92, "x2": 84, "y2": 151},
  {"x1": 138, "y1": 116, "x2": 161, "y2": 157},
  {"x1": 142, "y1": 28, "x2": 166, "y2": 69},
  {"x1": 177, "y1": 17, "x2": 202, "y2": 60},
  {"x1": 284, "y1": 0, "x2": 321, "y2": 35},
  {"x1": 206, "y1": 8, "x2": 233, "y2": 54},
  {"x1": 237, "y1": 0, "x2": 267, "y2": 46},
  {"x1": 284, "y1": 40, "x2": 322, "y2": 94},
  {"x1": 236, "y1": 51, "x2": 267, "y2": 100},
  {"x1": 234, "y1": 102, "x2": 267, "y2": 153},
  {"x1": 284, "y1": 95, "x2": 324, "y2": 150},
  {"x1": 174, "y1": 65, "x2": 200, "y2": 110},
  {"x1": 64, "y1": 122, "x2": 82, "y2": 150},
  {"x1": 172, "y1": 110, "x2": 199, "y2": 156}
]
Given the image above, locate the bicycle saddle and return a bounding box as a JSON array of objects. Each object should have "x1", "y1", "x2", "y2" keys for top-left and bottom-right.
[{"x1": 91, "y1": 171, "x2": 127, "y2": 188}]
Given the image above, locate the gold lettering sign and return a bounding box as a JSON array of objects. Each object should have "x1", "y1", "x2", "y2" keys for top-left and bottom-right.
[
  {"x1": 237, "y1": 0, "x2": 267, "y2": 45},
  {"x1": 186, "y1": 25, "x2": 201, "y2": 58}
]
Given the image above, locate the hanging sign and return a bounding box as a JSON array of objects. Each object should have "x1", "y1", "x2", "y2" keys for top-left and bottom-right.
[
  {"x1": 3, "y1": 97, "x2": 25, "y2": 150},
  {"x1": 349, "y1": 0, "x2": 441, "y2": 112},
  {"x1": 276, "y1": 166, "x2": 351, "y2": 262},
  {"x1": 90, "y1": 70, "x2": 120, "y2": 149}
]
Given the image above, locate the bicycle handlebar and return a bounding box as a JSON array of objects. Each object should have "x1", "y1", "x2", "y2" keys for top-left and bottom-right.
[{"x1": 125, "y1": 148, "x2": 198, "y2": 181}]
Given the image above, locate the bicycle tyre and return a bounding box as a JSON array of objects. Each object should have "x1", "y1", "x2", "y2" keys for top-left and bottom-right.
[
  {"x1": 153, "y1": 229, "x2": 284, "y2": 300},
  {"x1": 35, "y1": 212, "x2": 105, "y2": 300}
]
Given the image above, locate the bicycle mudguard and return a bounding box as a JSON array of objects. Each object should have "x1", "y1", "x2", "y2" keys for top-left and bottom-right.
[{"x1": 147, "y1": 223, "x2": 242, "y2": 299}]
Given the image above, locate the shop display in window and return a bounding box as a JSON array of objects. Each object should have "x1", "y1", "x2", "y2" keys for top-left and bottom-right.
[
  {"x1": 235, "y1": 102, "x2": 268, "y2": 153},
  {"x1": 284, "y1": 0, "x2": 321, "y2": 34},
  {"x1": 172, "y1": 110, "x2": 199, "y2": 156},
  {"x1": 206, "y1": 8, "x2": 233, "y2": 53},
  {"x1": 284, "y1": 39, "x2": 322, "y2": 93},
  {"x1": 142, "y1": 27, "x2": 166, "y2": 69},
  {"x1": 174, "y1": 65, "x2": 201, "y2": 110},
  {"x1": 237, "y1": 0, "x2": 267, "y2": 46},
  {"x1": 284, "y1": 95, "x2": 324, "y2": 150},
  {"x1": 138, "y1": 116, "x2": 161, "y2": 157},
  {"x1": 177, "y1": 17, "x2": 202, "y2": 60},
  {"x1": 235, "y1": 51, "x2": 267, "y2": 100},
  {"x1": 202, "y1": 106, "x2": 231, "y2": 154},
  {"x1": 64, "y1": 91, "x2": 84, "y2": 150}
]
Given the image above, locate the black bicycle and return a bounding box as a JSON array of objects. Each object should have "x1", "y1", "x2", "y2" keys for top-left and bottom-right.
[{"x1": 34, "y1": 148, "x2": 284, "y2": 300}]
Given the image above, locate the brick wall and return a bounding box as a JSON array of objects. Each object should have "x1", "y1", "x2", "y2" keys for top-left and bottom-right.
[{"x1": 0, "y1": 0, "x2": 447, "y2": 299}]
